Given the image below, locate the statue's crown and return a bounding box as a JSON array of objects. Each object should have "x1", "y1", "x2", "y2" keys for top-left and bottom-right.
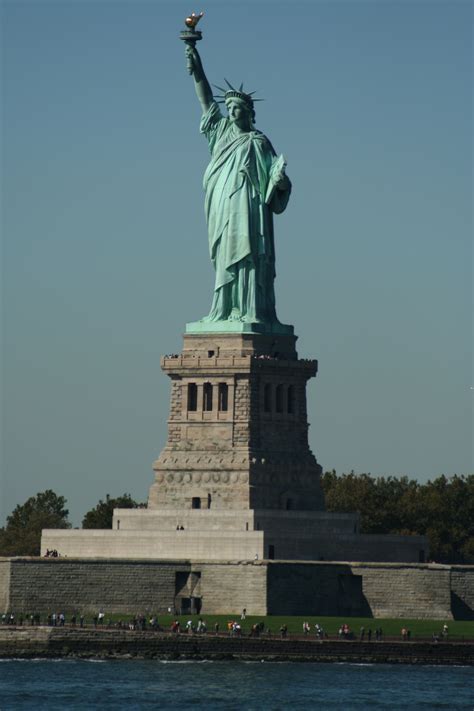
[
  {"x1": 223, "y1": 89, "x2": 254, "y2": 109},
  {"x1": 213, "y1": 80, "x2": 262, "y2": 112}
]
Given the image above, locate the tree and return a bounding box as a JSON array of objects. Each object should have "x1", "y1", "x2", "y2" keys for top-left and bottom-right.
[
  {"x1": 0, "y1": 490, "x2": 70, "y2": 557},
  {"x1": 81, "y1": 493, "x2": 143, "y2": 529},
  {"x1": 321, "y1": 471, "x2": 474, "y2": 564}
]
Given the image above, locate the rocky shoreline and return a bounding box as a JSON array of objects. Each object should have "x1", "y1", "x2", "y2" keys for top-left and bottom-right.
[{"x1": 0, "y1": 628, "x2": 473, "y2": 665}]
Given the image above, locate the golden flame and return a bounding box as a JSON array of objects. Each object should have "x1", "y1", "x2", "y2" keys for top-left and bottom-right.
[{"x1": 185, "y1": 12, "x2": 204, "y2": 29}]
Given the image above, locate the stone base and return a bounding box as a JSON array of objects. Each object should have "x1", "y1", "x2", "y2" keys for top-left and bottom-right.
[
  {"x1": 180, "y1": 331, "x2": 298, "y2": 359},
  {"x1": 42, "y1": 508, "x2": 428, "y2": 564},
  {"x1": 185, "y1": 320, "x2": 294, "y2": 336}
]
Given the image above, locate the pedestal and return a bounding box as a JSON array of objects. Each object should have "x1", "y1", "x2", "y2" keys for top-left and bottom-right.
[{"x1": 148, "y1": 331, "x2": 325, "y2": 512}]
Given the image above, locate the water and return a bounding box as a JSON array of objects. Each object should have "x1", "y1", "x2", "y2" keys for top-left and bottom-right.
[{"x1": 0, "y1": 659, "x2": 472, "y2": 710}]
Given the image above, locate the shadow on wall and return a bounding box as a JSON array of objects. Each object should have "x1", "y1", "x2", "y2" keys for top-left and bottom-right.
[
  {"x1": 267, "y1": 564, "x2": 372, "y2": 617},
  {"x1": 451, "y1": 592, "x2": 474, "y2": 621}
]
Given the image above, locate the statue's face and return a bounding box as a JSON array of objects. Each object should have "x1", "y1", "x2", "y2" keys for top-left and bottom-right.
[{"x1": 226, "y1": 99, "x2": 251, "y2": 130}]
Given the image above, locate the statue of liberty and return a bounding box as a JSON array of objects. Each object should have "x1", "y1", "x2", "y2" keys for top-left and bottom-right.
[{"x1": 183, "y1": 23, "x2": 292, "y2": 332}]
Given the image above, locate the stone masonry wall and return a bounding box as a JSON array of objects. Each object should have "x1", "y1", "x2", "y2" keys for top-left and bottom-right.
[
  {"x1": 202, "y1": 562, "x2": 267, "y2": 615},
  {"x1": 6, "y1": 559, "x2": 179, "y2": 614},
  {"x1": 169, "y1": 380, "x2": 182, "y2": 422},
  {"x1": 267, "y1": 562, "x2": 455, "y2": 619},
  {"x1": 267, "y1": 563, "x2": 370, "y2": 617},
  {"x1": 40, "y1": 528, "x2": 264, "y2": 561},
  {"x1": 0, "y1": 560, "x2": 11, "y2": 611},
  {"x1": 167, "y1": 378, "x2": 182, "y2": 444},
  {"x1": 3, "y1": 628, "x2": 473, "y2": 665},
  {"x1": 4, "y1": 558, "x2": 471, "y2": 619},
  {"x1": 3, "y1": 559, "x2": 268, "y2": 617},
  {"x1": 451, "y1": 567, "x2": 474, "y2": 620},
  {"x1": 233, "y1": 376, "x2": 251, "y2": 446},
  {"x1": 353, "y1": 563, "x2": 452, "y2": 619},
  {"x1": 253, "y1": 369, "x2": 313, "y2": 454}
]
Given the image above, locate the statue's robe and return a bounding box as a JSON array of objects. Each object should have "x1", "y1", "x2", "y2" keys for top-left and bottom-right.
[{"x1": 200, "y1": 102, "x2": 291, "y2": 323}]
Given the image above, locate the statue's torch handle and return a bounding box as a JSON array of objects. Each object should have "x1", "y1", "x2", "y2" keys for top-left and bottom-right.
[{"x1": 185, "y1": 39, "x2": 196, "y2": 75}]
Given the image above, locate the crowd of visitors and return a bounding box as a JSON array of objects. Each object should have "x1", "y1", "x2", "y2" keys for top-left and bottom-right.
[
  {"x1": 0, "y1": 612, "x2": 455, "y2": 643},
  {"x1": 334, "y1": 624, "x2": 385, "y2": 641}
]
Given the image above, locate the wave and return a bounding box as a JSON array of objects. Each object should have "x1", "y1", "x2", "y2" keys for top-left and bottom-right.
[
  {"x1": 0, "y1": 657, "x2": 106, "y2": 664},
  {"x1": 158, "y1": 659, "x2": 211, "y2": 664}
]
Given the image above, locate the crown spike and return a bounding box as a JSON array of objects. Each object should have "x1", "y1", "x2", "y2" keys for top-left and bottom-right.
[
  {"x1": 239, "y1": 82, "x2": 244, "y2": 91},
  {"x1": 224, "y1": 78, "x2": 236, "y2": 91}
]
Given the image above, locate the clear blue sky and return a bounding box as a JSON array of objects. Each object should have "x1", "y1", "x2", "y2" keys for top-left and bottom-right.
[{"x1": 1, "y1": 0, "x2": 472, "y2": 526}]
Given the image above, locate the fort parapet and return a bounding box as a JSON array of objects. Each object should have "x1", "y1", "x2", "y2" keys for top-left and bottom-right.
[{"x1": 2, "y1": 558, "x2": 473, "y2": 620}]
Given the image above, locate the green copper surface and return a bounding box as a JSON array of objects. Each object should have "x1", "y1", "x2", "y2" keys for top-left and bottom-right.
[
  {"x1": 185, "y1": 320, "x2": 294, "y2": 335},
  {"x1": 184, "y1": 36, "x2": 294, "y2": 333}
]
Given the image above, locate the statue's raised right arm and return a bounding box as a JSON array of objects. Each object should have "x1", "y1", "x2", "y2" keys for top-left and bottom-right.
[{"x1": 185, "y1": 45, "x2": 213, "y2": 114}]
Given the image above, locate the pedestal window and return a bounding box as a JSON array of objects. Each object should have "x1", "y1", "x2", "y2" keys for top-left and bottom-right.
[
  {"x1": 203, "y1": 383, "x2": 213, "y2": 411},
  {"x1": 218, "y1": 383, "x2": 228, "y2": 412},
  {"x1": 275, "y1": 384, "x2": 284, "y2": 413},
  {"x1": 264, "y1": 383, "x2": 272, "y2": 413},
  {"x1": 287, "y1": 385, "x2": 295, "y2": 414},
  {"x1": 187, "y1": 383, "x2": 198, "y2": 411}
]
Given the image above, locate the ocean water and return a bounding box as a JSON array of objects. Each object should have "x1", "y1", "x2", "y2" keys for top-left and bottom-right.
[{"x1": 0, "y1": 659, "x2": 472, "y2": 710}]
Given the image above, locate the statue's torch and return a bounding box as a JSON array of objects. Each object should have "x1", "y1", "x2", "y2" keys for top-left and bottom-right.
[{"x1": 180, "y1": 12, "x2": 204, "y2": 75}]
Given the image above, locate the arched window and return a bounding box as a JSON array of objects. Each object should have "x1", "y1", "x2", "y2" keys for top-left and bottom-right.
[
  {"x1": 218, "y1": 383, "x2": 228, "y2": 412},
  {"x1": 264, "y1": 384, "x2": 272, "y2": 413},
  {"x1": 287, "y1": 385, "x2": 295, "y2": 414},
  {"x1": 187, "y1": 383, "x2": 197, "y2": 411},
  {"x1": 203, "y1": 383, "x2": 213, "y2": 411},
  {"x1": 275, "y1": 384, "x2": 284, "y2": 413}
]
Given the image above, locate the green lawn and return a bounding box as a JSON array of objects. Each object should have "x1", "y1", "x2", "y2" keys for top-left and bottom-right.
[{"x1": 95, "y1": 613, "x2": 474, "y2": 640}]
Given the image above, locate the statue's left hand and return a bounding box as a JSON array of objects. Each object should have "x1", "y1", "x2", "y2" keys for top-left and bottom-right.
[{"x1": 274, "y1": 171, "x2": 290, "y2": 190}]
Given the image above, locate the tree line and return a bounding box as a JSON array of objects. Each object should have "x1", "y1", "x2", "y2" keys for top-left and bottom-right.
[
  {"x1": 322, "y1": 471, "x2": 474, "y2": 563},
  {"x1": 1, "y1": 472, "x2": 473, "y2": 563}
]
